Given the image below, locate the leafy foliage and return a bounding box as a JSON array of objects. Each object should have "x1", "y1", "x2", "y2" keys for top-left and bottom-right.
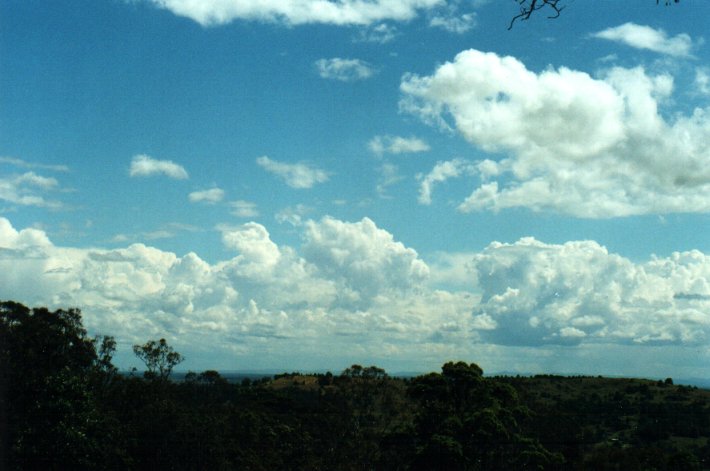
[
  {"x1": 0, "y1": 301, "x2": 128, "y2": 469},
  {"x1": 132, "y1": 338, "x2": 184, "y2": 380}
]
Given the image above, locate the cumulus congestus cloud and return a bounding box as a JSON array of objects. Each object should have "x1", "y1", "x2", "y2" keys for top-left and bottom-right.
[
  {"x1": 0, "y1": 216, "x2": 447, "y2": 359},
  {"x1": 471, "y1": 238, "x2": 710, "y2": 347},
  {"x1": 2, "y1": 216, "x2": 709, "y2": 369},
  {"x1": 401, "y1": 48, "x2": 710, "y2": 218}
]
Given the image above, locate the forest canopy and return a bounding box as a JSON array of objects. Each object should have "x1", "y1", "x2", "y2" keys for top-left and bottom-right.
[{"x1": 2, "y1": 300, "x2": 710, "y2": 470}]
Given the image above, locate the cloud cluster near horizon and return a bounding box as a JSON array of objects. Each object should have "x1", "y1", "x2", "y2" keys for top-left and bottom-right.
[{"x1": 1, "y1": 216, "x2": 709, "y2": 370}]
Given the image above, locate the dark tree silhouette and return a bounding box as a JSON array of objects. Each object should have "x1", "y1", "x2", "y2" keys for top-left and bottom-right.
[
  {"x1": 510, "y1": 0, "x2": 680, "y2": 29},
  {"x1": 509, "y1": 0, "x2": 564, "y2": 29},
  {"x1": 0, "y1": 301, "x2": 128, "y2": 469},
  {"x1": 133, "y1": 338, "x2": 184, "y2": 380}
]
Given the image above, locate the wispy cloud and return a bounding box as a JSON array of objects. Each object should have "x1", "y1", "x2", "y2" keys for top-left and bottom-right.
[
  {"x1": 353, "y1": 23, "x2": 398, "y2": 44},
  {"x1": 429, "y1": 7, "x2": 476, "y2": 34},
  {"x1": 695, "y1": 68, "x2": 710, "y2": 95},
  {"x1": 429, "y1": 13, "x2": 475, "y2": 33},
  {"x1": 0, "y1": 172, "x2": 62, "y2": 208},
  {"x1": 129, "y1": 154, "x2": 189, "y2": 180},
  {"x1": 189, "y1": 188, "x2": 225, "y2": 204},
  {"x1": 0, "y1": 156, "x2": 69, "y2": 172},
  {"x1": 376, "y1": 162, "x2": 403, "y2": 198},
  {"x1": 592, "y1": 23, "x2": 693, "y2": 57},
  {"x1": 369, "y1": 135, "x2": 430, "y2": 155},
  {"x1": 143, "y1": 230, "x2": 175, "y2": 240},
  {"x1": 109, "y1": 223, "x2": 200, "y2": 244},
  {"x1": 230, "y1": 200, "x2": 259, "y2": 218},
  {"x1": 315, "y1": 58, "x2": 375, "y2": 82},
  {"x1": 275, "y1": 204, "x2": 313, "y2": 226},
  {"x1": 256, "y1": 156, "x2": 329, "y2": 189},
  {"x1": 417, "y1": 159, "x2": 475, "y2": 205}
]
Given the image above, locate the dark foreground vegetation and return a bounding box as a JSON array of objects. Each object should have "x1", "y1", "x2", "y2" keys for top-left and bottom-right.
[{"x1": 2, "y1": 301, "x2": 710, "y2": 470}]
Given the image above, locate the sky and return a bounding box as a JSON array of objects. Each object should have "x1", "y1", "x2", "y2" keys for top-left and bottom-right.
[{"x1": 2, "y1": 0, "x2": 710, "y2": 378}]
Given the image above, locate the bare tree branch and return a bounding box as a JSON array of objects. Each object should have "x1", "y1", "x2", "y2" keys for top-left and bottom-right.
[
  {"x1": 509, "y1": 0, "x2": 565, "y2": 30},
  {"x1": 510, "y1": 0, "x2": 680, "y2": 30}
]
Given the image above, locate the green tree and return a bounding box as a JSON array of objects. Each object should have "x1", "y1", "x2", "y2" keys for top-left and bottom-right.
[
  {"x1": 0, "y1": 301, "x2": 128, "y2": 470},
  {"x1": 133, "y1": 338, "x2": 184, "y2": 380},
  {"x1": 407, "y1": 361, "x2": 561, "y2": 470}
]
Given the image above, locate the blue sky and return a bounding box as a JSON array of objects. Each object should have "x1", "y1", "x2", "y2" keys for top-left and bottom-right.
[{"x1": 2, "y1": 0, "x2": 710, "y2": 377}]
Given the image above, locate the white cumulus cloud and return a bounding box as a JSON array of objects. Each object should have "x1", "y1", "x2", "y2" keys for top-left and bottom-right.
[
  {"x1": 256, "y1": 156, "x2": 329, "y2": 189},
  {"x1": 129, "y1": 154, "x2": 189, "y2": 180},
  {"x1": 401, "y1": 49, "x2": 710, "y2": 217},
  {"x1": 593, "y1": 23, "x2": 693, "y2": 57},
  {"x1": 471, "y1": 237, "x2": 710, "y2": 347},
  {"x1": 302, "y1": 216, "x2": 429, "y2": 306},
  {"x1": 0, "y1": 216, "x2": 453, "y2": 369},
  {"x1": 142, "y1": 0, "x2": 444, "y2": 27}
]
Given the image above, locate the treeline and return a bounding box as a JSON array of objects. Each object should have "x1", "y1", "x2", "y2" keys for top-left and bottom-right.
[{"x1": 1, "y1": 301, "x2": 709, "y2": 470}]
